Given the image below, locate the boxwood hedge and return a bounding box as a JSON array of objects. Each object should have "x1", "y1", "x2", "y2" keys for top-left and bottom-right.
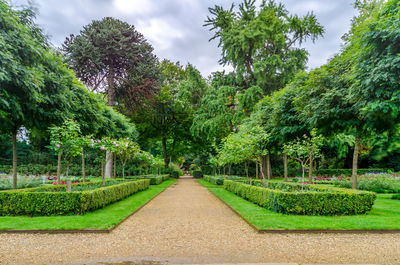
[
  {"x1": 125, "y1": 174, "x2": 169, "y2": 185},
  {"x1": 224, "y1": 180, "x2": 376, "y2": 216},
  {"x1": 0, "y1": 179, "x2": 150, "y2": 216},
  {"x1": 204, "y1": 175, "x2": 249, "y2": 185}
]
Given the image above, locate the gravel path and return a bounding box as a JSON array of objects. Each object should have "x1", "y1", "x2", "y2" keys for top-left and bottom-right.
[{"x1": 0, "y1": 178, "x2": 399, "y2": 265}]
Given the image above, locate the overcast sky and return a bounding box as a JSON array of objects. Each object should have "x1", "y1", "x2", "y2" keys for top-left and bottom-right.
[{"x1": 12, "y1": 0, "x2": 358, "y2": 78}]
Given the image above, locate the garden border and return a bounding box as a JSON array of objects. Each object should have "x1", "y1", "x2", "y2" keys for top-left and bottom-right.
[
  {"x1": 204, "y1": 182, "x2": 400, "y2": 234},
  {"x1": 0, "y1": 180, "x2": 177, "y2": 234}
]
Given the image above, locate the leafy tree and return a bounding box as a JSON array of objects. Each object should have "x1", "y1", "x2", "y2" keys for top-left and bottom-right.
[
  {"x1": 133, "y1": 60, "x2": 207, "y2": 168},
  {"x1": 284, "y1": 130, "x2": 323, "y2": 187},
  {"x1": 0, "y1": 2, "x2": 76, "y2": 188},
  {"x1": 349, "y1": 0, "x2": 400, "y2": 186},
  {"x1": 63, "y1": 17, "x2": 158, "y2": 177},
  {"x1": 218, "y1": 118, "x2": 271, "y2": 180},
  {"x1": 205, "y1": 0, "x2": 324, "y2": 94},
  {"x1": 113, "y1": 138, "x2": 140, "y2": 178},
  {"x1": 49, "y1": 119, "x2": 83, "y2": 183}
]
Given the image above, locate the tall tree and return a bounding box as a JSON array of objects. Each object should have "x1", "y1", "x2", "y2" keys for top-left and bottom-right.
[
  {"x1": 63, "y1": 17, "x2": 158, "y2": 177},
  {"x1": 133, "y1": 60, "x2": 207, "y2": 168},
  {"x1": 205, "y1": 0, "x2": 324, "y2": 94},
  {"x1": 348, "y1": 0, "x2": 400, "y2": 187},
  {"x1": 0, "y1": 2, "x2": 68, "y2": 188}
]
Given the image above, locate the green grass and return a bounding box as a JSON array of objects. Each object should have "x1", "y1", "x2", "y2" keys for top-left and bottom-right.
[
  {"x1": 198, "y1": 180, "x2": 400, "y2": 230},
  {"x1": 0, "y1": 179, "x2": 176, "y2": 231}
]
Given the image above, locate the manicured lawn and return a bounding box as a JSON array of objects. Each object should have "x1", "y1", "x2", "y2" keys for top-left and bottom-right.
[
  {"x1": 0, "y1": 179, "x2": 176, "y2": 231},
  {"x1": 199, "y1": 180, "x2": 400, "y2": 230}
]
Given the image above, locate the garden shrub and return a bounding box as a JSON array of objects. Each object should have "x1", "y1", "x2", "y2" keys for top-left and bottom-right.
[
  {"x1": 0, "y1": 163, "x2": 101, "y2": 176},
  {"x1": 0, "y1": 175, "x2": 47, "y2": 190},
  {"x1": 316, "y1": 168, "x2": 392, "y2": 176},
  {"x1": 224, "y1": 180, "x2": 376, "y2": 215},
  {"x1": 125, "y1": 175, "x2": 164, "y2": 185},
  {"x1": 334, "y1": 173, "x2": 400, "y2": 193},
  {"x1": 204, "y1": 175, "x2": 250, "y2": 185},
  {"x1": 192, "y1": 171, "x2": 203, "y2": 179},
  {"x1": 204, "y1": 175, "x2": 224, "y2": 185},
  {"x1": 171, "y1": 171, "x2": 180, "y2": 179},
  {"x1": 392, "y1": 194, "x2": 400, "y2": 200},
  {"x1": 0, "y1": 179, "x2": 150, "y2": 216}
]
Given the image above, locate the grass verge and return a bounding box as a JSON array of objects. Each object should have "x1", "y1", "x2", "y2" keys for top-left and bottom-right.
[
  {"x1": 0, "y1": 179, "x2": 177, "y2": 231},
  {"x1": 198, "y1": 179, "x2": 400, "y2": 230}
]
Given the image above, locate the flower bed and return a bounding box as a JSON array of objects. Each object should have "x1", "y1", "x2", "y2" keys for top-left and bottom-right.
[
  {"x1": 0, "y1": 179, "x2": 150, "y2": 216},
  {"x1": 224, "y1": 180, "x2": 376, "y2": 216},
  {"x1": 334, "y1": 173, "x2": 400, "y2": 193}
]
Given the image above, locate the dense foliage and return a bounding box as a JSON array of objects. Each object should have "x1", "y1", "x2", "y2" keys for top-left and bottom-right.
[
  {"x1": 224, "y1": 180, "x2": 376, "y2": 215},
  {"x1": 1, "y1": 0, "x2": 400, "y2": 196},
  {"x1": 0, "y1": 179, "x2": 149, "y2": 216}
]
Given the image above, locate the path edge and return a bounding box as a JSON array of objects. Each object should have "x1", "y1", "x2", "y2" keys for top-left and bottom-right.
[
  {"x1": 200, "y1": 180, "x2": 400, "y2": 234},
  {"x1": 0, "y1": 179, "x2": 177, "y2": 234}
]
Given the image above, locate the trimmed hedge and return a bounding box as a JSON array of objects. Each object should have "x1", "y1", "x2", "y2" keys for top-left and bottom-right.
[
  {"x1": 204, "y1": 175, "x2": 224, "y2": 185},
  {"x1": 192, "y1": 171, "x2": 203, "y2": 179},
  {"x1": 204, "y1": 175, "x2": 249, "y2": 185},
  {"x1": 0, "y1": 179, "x2": 150, "y2": 216},
  {"x1": 171, "y1": 171, "x2": 180, "y2": 178},
  {"x1": 224, "y1": 180, "x2": 376, "y2": 216},
  {"x1": 125, "y1": 174, "x2": 169, "y2": 185}
]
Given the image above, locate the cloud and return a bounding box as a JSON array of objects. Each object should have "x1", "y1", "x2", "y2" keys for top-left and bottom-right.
[
  {"x1": 113, "y1": 0, "x2": 155, "y2": 15},
  {"x1": 13, "y1": 0, "x2": 358, "y2": 77},
  {"x1": 137, "y1": 18, "x2": 183, "y2": 51}
]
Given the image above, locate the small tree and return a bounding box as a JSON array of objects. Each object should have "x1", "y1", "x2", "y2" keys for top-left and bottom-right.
[
  {"x1": 284, "y1": 130, "x2": 323, "y2": 189},
  {"x1": 49, "y1": 119, "x2": 82, "y2": 184},
  {"x1": 114, "y1": 138, "x2": 140, "y2": 178},
  {"x1": 136, "y1": 151, "x2": 154, "y2": 175},
  {"x1": 90, "y1": 137, "x2": 116, "y2": 185},
  {"x1": 152, "y1": 157, "x2": 164, "y2": 175}
]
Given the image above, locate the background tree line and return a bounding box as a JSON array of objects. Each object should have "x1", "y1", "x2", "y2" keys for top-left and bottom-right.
[{"x1": 1, "y1": 0, "x2": 399, "y2": 188}]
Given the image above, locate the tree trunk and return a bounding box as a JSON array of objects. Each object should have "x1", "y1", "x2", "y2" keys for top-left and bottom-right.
[
  {"x1": 301, "y1": 163, "x2": 305, "y2": 191},
  {"x1": 283, "y1": 153, "x2": 288, "y2": 182},
  {"x1": 256, "y1": 162, "x2": 259, "y2": 179},
  {"x1": 65, "y1": 164, "x2": 70, "y2": 181},
  {"x1": 259, "y1": 158, "x2": 267, "y2": 185},
  {"x1": 308, "y1": 150, "x2": 313, "y2": 183},
  {"x1": 66, "y1": 180, "x2": 72, "y2": 192},
  {"x1": 81, "y1": 148, "x2": 85, "y2": 182},
  {"x1": 105, "y1": 67, "x2": 115, "y2": 178},
  {"x1": 261, "y1": 155, "x2": 268, "y2": 181},
  {"x1": 57, "y1": 149, "x2": 62, "y2": 185},
  {"x1": 101, "y1": 161, "x2": 104, "y2": 178},
  {"x1": 107, "y1": 66, "x2": 115, "y2": 106},
  {"x1": 266, "y1": 152, "x2": 272, "y2": 181},
  {"x1": 162, "y1": 137, "x2": 169, "y2": 168},
  {"x1": 228, "y1": 164, "x2": 231, "y2": 175},
  {"x1": 245, "y1": 161, "x2": 248, "y2": 178},
  {"x1": 122, "y1": 162, "x2": 126, "y2": 179},
  {"x1": 12, "y1": 128, "x2": 18, "y2": 189},
  {"x1": 113, "y1": 153, "x2": 116, "y2": 178},
  {"x1": 139, "y1": 167, "x2": 142, "y2": 176},
  {"x1": 105, "y1": 151, "x2": 113, "y2": 178},
  {"x1": 352, "y1": 135, "x2": 361, "y2": 189}
]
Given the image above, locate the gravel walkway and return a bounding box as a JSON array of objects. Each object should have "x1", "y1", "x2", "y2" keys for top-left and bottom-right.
[{"x1": 0, "y1": 178, "x2": 399, "y2": 265}]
